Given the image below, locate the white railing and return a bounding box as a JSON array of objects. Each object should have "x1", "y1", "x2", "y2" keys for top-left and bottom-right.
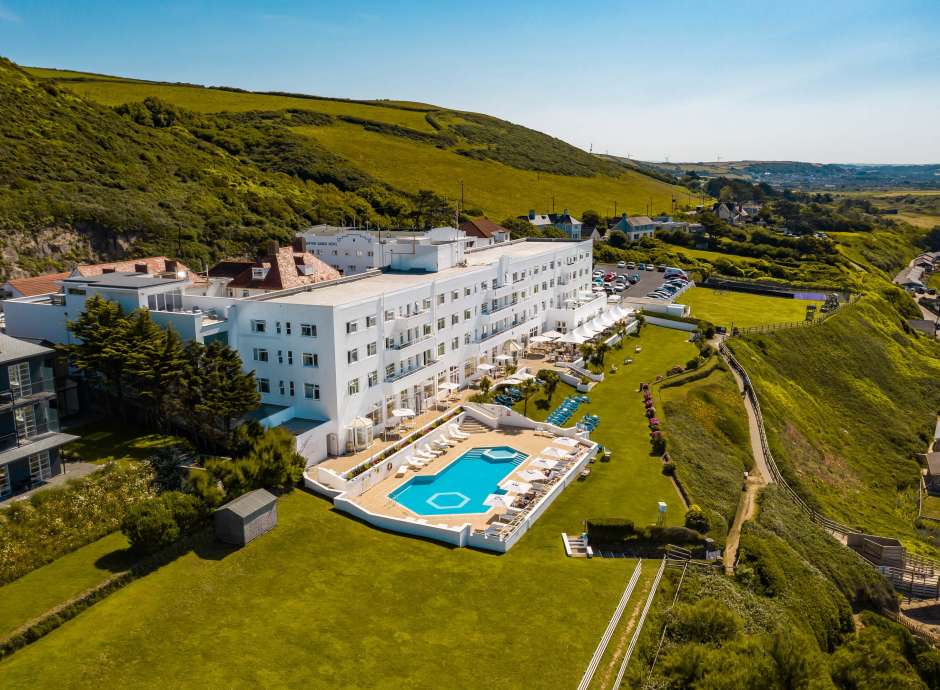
[{"x1": 614, "y1": 557, "x2": 667, "y2": 688}]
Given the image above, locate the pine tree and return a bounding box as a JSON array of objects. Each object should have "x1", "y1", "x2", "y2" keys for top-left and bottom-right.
[
  {"x1": 66, "y1": 295, "x2": 131, "y2": 413},
  {"x1": 194, "y1": 341, "x2": 260, "y2": 448}
]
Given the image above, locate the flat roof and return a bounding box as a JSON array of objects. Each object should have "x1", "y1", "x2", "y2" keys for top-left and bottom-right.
[
  {"x1": 268, "y1": 240, "x2": 584, "y2": 307},
  {"x1": 0, "y1": 333, "x2": 52, "y2": 365},
  {"x1": 64, "y1": 272, "x2": 187, "y2": 290}
]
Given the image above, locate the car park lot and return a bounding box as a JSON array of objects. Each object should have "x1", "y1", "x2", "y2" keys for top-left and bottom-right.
[{"x1": 592, "y1": 263, "x2": 679, "y2": 299}]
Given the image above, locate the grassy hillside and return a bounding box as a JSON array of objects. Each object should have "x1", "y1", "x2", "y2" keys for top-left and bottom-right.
[
  {"x1": 26, "y1": 65, "x2": 691, "y2": 221},
  {"x1": 729, "y1": 291, "x2": 940, "y2": 554}
]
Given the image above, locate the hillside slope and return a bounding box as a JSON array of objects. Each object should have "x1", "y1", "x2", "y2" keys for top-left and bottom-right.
[
  {"x1": 729, "y1": 291, "x2": 940, "y2": 554},
  {"x1": 26, "y1": 65, "x2": 690, "y2": 222}
]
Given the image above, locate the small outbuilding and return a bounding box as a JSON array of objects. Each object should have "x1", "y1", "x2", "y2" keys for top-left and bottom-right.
[
  {"x1": 926, "y1": 453, "x2": 940, "y2": 494},
  {"x1": 214, "y1": 489, "x2": 278, "y2": 546}
]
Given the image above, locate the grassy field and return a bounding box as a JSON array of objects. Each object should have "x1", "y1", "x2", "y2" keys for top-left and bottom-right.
[
  {"x1": 27, "y1": 69, "x2": 437, "y2": 131},
  {"x1": 0, "y1": 327, "x2": 700, "y2": 689},
  {"x1": 679, "y1": 287, "x2": 822, "y2": 328},
  {"x1": 923, "y1": 495, "x2": 940, "y2": 520},
  {"x1": 62, "y1": 421, "x2": 185, "y2": 464},
  {"x1": 513, "y1": 325, "x2": 698, "y2": 526},
  {"x1": 0, "y1": 532, "x2": 131, "y2": 638},
  {"x1": 302, "y1": 122, "x2": 686, "y2": 220}
]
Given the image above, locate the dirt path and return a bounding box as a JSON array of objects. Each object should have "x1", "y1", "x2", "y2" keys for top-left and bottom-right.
[{"x1": 719, "y1": 343, "x2": 773, "y2": 574}]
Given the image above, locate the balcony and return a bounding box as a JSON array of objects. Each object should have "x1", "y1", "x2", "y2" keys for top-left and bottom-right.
[
  {"x1": 482, "y1": 299, "x2": 517, "y2": 316},
  {"x1": 0, "y1": 418, "x2": 61, "y2": 454},
  {"x1": 387, "y1": 333, "x2": 433, "y2": 351},
  {"x1": 0, "y1": 378, "x2": 56, "y2": 408},
  {"x1": 385, "y1": 359, "x2": 436, "y2": 383}
]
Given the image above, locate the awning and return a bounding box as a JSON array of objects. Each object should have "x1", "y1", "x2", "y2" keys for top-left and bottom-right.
[
  {"x1": 529, "y1": 335, "x2": 552, "y2": 344},
  {"x1": 348, "y1": 416, "x2": 372, "y2": 429},
  {"x1": 438, "y1": 382, "x2": 459, "y2": 391},
  {"x1": 559, "y1": 332, "x2": 586, "y2": 344},
  {"x1": 392, "y1": 408, "x2": 415, "y2": 418},
  {"x1": 589, "y1": 317, "x2": 606, "y2": 332},
  {"x1": 495, "y1": 354, "x2": 512, "y2": 362},
  {"x1": 542, "y1": 330, "x2": 563, "y2": 339},
  {"x1": 477, "y1": 363, "x2": 496, "y2": 372}
]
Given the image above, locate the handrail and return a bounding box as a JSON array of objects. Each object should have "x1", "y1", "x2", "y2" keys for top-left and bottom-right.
[
  {"x1": 577, "y1": 561, "x2": 642, "y2": 690},
  {"x1": 614, "y1": 557, "x2": 667, "y2": 689}
]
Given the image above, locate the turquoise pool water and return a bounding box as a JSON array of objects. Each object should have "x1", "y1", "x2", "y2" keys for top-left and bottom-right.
[{"x1": 390, "y1": 446, "x2": 527, "y2": 515}]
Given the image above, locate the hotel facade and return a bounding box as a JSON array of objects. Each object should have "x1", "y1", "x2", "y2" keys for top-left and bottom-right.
[{"x1": 4, "y1": 235, "x2": 604, "y2": 464}]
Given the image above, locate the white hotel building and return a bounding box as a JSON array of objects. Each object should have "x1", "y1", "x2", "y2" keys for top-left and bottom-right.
[{"x1": 4, "y1": 236, "x2": 605, "y2": 464}]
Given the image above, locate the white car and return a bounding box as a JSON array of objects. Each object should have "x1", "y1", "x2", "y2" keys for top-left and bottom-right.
[{"x1": 617, "y1": 261, "x2": 626, "y2": 268}]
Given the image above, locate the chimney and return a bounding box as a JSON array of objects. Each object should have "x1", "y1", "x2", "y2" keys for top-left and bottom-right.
[
  {"x1": 263, "y1": 239, "x2": 280, "y2": 257},
  {"x1": 134, "y1": 263, "x2": 148, "y2": 273},
  {"x1": 528, "y1": 210, "x2": 536, "y2": 219},
  {"x1": 292, "y1": 236, "x2": 307, "y2": 253}
]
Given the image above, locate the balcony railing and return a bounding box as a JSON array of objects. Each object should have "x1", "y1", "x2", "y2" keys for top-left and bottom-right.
[
  {"x1": 482, "y1": 299, "x2": 517, "y2": 315},
  {"x1": 385, "y1": 359, "x2": 436, "y2": 383},
  {"x1": 0, "y1": 378, "x2": 55, "y2": 405},
  {"x1": 388, "y1": 334, "x2": 433, "y2": 350},
  {"x1": 0, "y1": 418, "x2": 61, "y2": 453}
]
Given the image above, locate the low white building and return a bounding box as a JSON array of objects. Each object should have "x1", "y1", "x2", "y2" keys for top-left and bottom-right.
[{"x1": 4, "y1": 238, "x2": 604, "y2": 465}]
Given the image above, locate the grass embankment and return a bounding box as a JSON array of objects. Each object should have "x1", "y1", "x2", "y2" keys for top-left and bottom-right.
[
  {"x1": 657, "y1": 361, "x2": 753, "y2": 536},
  {"x1": 923, "y1": 495, "x2": 940, "y2": 521},
  {"x1": 730, "y1": 291, "x2": 940, "y2": 555},
  {"x1": 678, "y1": 287, "x2": 822, "y2": 329},
  {"x1": 514, "y1": 326, "x2": 699, "y2": 526},
  {"x1": 0, "y1": 532, "x2": 131, "y2": 639}
]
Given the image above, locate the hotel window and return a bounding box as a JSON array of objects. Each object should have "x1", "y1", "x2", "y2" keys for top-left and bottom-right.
[
  {"x1": 366, "y1": 315, "x2": 377, "y2": 327},
  {"x1": 347, "y1": 348, "x2": 359, "y2": 364},
  {"x1": 285, "y1": 322, "x2": 292, "y2": 335},
  {"x1": 384, "y1": 310, "x2": 395, "y2": 321},
  {"x1": 368, "y1": 370, "x2": 378, "y2": 387},
  {"x1": 346, "y1": 320, "x2": 358, "y2": 334},
  {"x1": 451, "y1": 290, "x2": 459, "y2": 301},
  {"x1": 257, "y1": 378, "x2": 271, "y2": 394},
  {"x1": 367, "y1": 342, "x2": 377, "y2": 356},
  {"x1": 302, "y1": 353, "x2": 318, "y2": 367},
  {"x1": 289, "y1": 381, "x2": 295, "y2": 397},
  {"x1": 437, "y1": 343, "x2": 445, "y2": 357},
  {"x1": 253, "y1": 348, "x2": 269, "y2": 362},
  {"x1": 287, "y1": 351, "x2": 294, "y2": 366},
  {"x1": 385, "y1": 364, "x2": 395, "y2": 379},
  {"x1": 437, "y1": 294, "x2": 445, "y2": 305},
  {"x1": 464, "y1": 333, "x2": 471, "y2": 344},
  {"x1": 451, "y1": 314, "x2": 459, "y2": 325},
  {"x1": 437, "y1": 318, "x2": 445, "y2": 330},
  {"x1": 301, "y1": 323, "x2": 317, "y2": 337},
  {"x1": 422, "y1": 298, "x2": 432, "y2": 310},
  {"x1": 423, "y1": 324, "x2": 432, "y2": 337},
  {"x1": 277, "y1": 350, "x2": 284, "y2": 365},
  {"x1": 251, "y1": 320, "x2": 266, "y2": 333},
  {"x1": 451, "y1": 337, "x2": 459, "y2": 350},
  {"x1": 276, "y1": 322, "x2": 282, "y2": 335},
  {"x1": 304, "y1": 383, "x2": 320, "y2": 400},
  {"x1": 464, "y1": 287, "x2": 471, "y2": 297},
  {"x1": 464, "y1": 309, "x2": 471, "y2": 321},
  {"x1": 279, "y1": 380, "x2": 285, "y2": 395},
  {"x1": 348, "y1": 378, "x2": 360, "y2": 395}
]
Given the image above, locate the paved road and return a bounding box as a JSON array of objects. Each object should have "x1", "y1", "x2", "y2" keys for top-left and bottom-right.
[{"x1": 593, "y1": 263, "x2": 671, "y2": 300}]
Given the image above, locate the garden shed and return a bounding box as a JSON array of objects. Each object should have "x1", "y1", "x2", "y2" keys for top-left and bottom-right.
[
  {"x1": 926, "y1": 452, "x2": 940, "y2": 493},
  {"x1": 214, "y1": 489, "x2": 278, "y2": 546}
]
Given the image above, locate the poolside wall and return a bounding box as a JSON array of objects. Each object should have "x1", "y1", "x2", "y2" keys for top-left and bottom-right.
[{"x1": 642, "y1": 316, "x2": 698, "y2": 332}]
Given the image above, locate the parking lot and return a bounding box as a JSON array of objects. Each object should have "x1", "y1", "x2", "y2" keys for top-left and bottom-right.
[{"x1": 593, "y1": 262, "x2": 673, "y2": 299}]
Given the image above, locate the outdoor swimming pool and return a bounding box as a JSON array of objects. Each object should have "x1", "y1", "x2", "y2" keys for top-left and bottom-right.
[{"x1": 389, "y1": 446, "x2": 527, "y2": 515}]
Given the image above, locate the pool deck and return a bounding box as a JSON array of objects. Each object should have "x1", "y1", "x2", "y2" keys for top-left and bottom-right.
[{"x1": 348, "y1": 426, "x2": 589, "y2": 532}]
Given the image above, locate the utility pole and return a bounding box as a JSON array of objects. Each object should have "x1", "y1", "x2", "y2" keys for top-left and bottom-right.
[
  {"x1": 459, "y1": 179, "x2": 464, "y2": 217},
  {"x1": 551, "y1": 195, "x2": 555, "y2": 213},
  {"x1": 613, "y1": 201, "x2": 617, "y2": 218}
]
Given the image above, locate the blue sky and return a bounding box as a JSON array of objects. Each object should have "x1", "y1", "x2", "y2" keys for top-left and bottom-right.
[{"x1": 2, "y1": 0, "x2": 939, "y2": 163}]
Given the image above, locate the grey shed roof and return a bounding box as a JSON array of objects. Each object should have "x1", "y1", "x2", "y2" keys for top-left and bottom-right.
[
  {"x1": 218, "y1": 488, "x2": 277, "y2": 518},
  {"x1": 934, "y1": 419, "x2": 940, "y2": 440},
  {"x1": 0, "y1": 333, "x2": 53, "y2": 366},
  {"x1": 926, "y1": 452, "x2": 940, "y2": 476}
]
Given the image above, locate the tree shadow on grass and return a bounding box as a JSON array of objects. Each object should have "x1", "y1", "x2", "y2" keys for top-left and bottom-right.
[
  {"x1": 94, "y1": 547, "x2": 139, "y2": 574},
  {"x1": 94, "y1": 528, "x2": 239, "y2": 574}
]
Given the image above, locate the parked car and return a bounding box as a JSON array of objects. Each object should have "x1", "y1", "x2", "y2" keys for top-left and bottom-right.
[
  {"x1": 930, "y1": 288, "x2": 938, "y2": 295},
  {"x1": 638, "y1": 263, "x2": 647, "y2": 271},
  {"x1": 656, "y1": 265, "x2": 667, "y2": 272},
  {"x1": 617, "y1": 260, "x2": 626, "y2": 268},
  {"x1": 645, "y1": 264, "x2": 655, "y2": 271},
  {"x1": 613, "y1": 283, "x2": 626, "y2": 292},
  {"x1": 626, "y1": 262, "x2": 636, "y2": 269},
  {"x1": 630, "y1": 273, "x2": 641, "y2": 282}
]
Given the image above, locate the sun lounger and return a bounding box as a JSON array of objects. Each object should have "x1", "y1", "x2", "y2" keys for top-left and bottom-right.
[
  {"x1": 395, "y1": 465, "x2": 408, "y2": 477},
  {"x1": 414, "y1": 448, "x2": 435, "y2": 460},
  {"x1": 420, "y1": 444, "x2": 443, "y2": 457}
]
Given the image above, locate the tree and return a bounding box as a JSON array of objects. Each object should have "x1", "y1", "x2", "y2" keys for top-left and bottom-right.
[
  {"x1": 581, "y1": 209, "x2": 602, "y2": 228},
  {"x1": 684, "y1": 504, "x2": 710, "y2": 532},
  {"x1": 592, "y1": 342, "x2": 610, "y2": 369},
  {"x1": 607, "y1": 229, "x2": 628, "y2": 248},
  {"x1": 66, "y1": 295, "x2": 131, "y2": 414},
  {"x1": 206, "y1": 427, "x2": 304, "y2": 498},
  {"x1": 479, "y1": 375, "x2": 492, "y2": 400},
  {"x1": 718, "y1": 185, "x2": 735, "y2": 202},
  {"x1": 537, "y1": 369, "x2": 560, "y2": 403},
  {"x1": 185, "y1": 341, "x2": 260, "y2": 449},
  {"x1": 518, "y1": 379, "x2": 538, "y2": 418},
  {"x1": 579, "y1": 342, "x2": 595, "y2": 365},
  {"x1": 922, "y1": 226, "x2": 940, "y2": 251},
  {"x1": 500, "y1": 216, "x2": 536, "y2": 239},
  {"x1": 124, "y1": 312, "x2": 186, "y2": 428},
  {"x1": 122, "y1": 496, "x2": 181, "y2": 552}
]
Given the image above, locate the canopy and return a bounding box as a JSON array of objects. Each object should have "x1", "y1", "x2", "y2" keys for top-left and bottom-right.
[
  {"x1": 518, "y1": 468, "x2": 548, "y2": 482},
  {"x1": 529, "y1": 335, "x2": 552, "y2": 344},
  {"x1": 392, "y1": 408, "x2": 415, "y2": 418},
  {"x1": 573, "y1": 325, "x2": 596, "y2": 340},
  {"x1": 515, "y1": 372, "x2": 536, "y2": 381},
  {"x1": 483, "y1": 493, "x2": 515, "y2": 509},
  {"x1": 499, "y1": 479, "x2": 532, "y2": 494},
  {"x1": 599, "y1": 312, "x2": 616, "y2": 328},
  {"x1": 477, "y1": 363, "x2": 496, "y2": 372},
  {"x1": 348, "y1": 416, "x2": 372, "y2": 429},
  {"x1": 542, "y1": 330, "x2": 563, "y2": 339},
  {"x1": 589, "y1": 317, "x2": 606, "y2": 332},
  {"x1": 553, "y1": 436, "x2": 579, "y2": 448},
  {"x1": 438, "y1": 382, "x2": 459, "y2": 391},
  {"x1": 542, "y1": 446, "x2": 570, "y2": 459},
  {"x1": 559, "y1": 332, "x2": 586, "y2": 344},
  {"x1": 494, "y1": 354, "x2": 512, "y2": 362},
  {"x1": 578, "y1": 291, "x2": 596, "y2": 300}
]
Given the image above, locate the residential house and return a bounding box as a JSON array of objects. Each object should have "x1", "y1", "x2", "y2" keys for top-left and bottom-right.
[
  {"x1": 608, "y1": 215, "x2": 656, "y2": 241},
  {"x1": 550, "y1": 210, "x2": 583, "y2": 240},
  {"x1": 2, "y1": 272, "x2": 71, "y2": 300},
  {"x1": 0, "y1": 334, "x2": 78, "y2": 499},
  {"x1": 926, "y1": 452, "x2": 940, "y2": 493},
  {"x1": 209, "y1": 241, "x2": 341, "y2": 298},
  {"x1": 458, "y1": 218, "x2": 511, "y2": 248}
]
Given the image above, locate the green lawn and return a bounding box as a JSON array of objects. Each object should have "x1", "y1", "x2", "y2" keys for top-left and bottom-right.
[
  {"x1": 0, "y1": 328, "x2": 701, "y2": 689},
  {"x1": 514, "y1": 325, "x2": 698, "y2": 527},
  {"x1": 678, "y1": 287, "x2": 821, "y2": 328},
  {"x1": 62, "y1": 421, "x2": 185, "y2": 464},
  {"x1": 0, "y1": 532, "x2": 132, "y2": 639}
]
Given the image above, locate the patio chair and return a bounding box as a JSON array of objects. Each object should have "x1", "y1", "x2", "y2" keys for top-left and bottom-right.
[
  {"x1": 395, "y1": 465, "x2": 408, "y2": 478},
  {"x1": 420, "y1": 444, "x2": 443, "y2": 457},
  {"x1": 432, "y1": 439, "x2": 452, "y2": 451},
  {"x1": 449, "y1": 425, "x2": 470, "y2": 440},
  {"x1": 414, "y1": 448, "x2": 435, "y2": 460}
]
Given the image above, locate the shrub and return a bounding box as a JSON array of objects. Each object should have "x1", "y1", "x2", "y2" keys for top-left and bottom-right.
[
  {"x1": 685, "y1": 504, "x2": 711, "y2": 533},
  {"x1": 668, "y1": 598, "x2": 742, "y2": 645},
  {"x1": 651, "y1": 431, "x2": 667, "y2": 455},
  {"x1": 122, "y1": 498, "x2": 181, "y2": 552},
  {"x1": 662, "y1": 461, "x2": 676, "y2": 476},
  {"x1": 685, "y1": 357, "x2": 701, "y2": 371},
  {"x1": 586, "y1": 518, "x2": 635, "y2": 544}
]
